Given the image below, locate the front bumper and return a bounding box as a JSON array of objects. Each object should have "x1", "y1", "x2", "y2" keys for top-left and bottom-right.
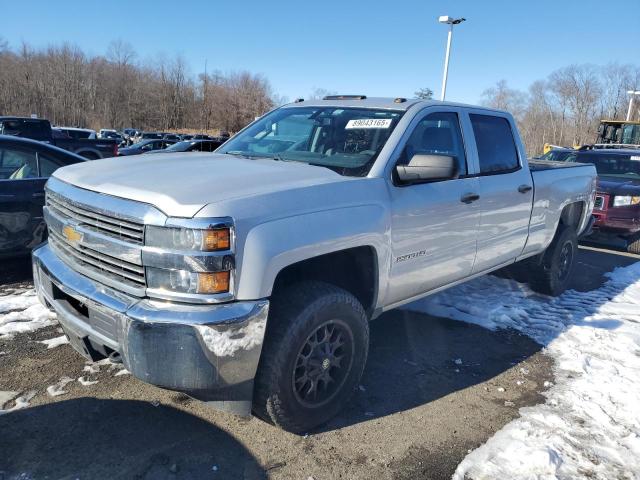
[{"x1": 32, "y1": 243, "x2": 268, "y2": 415}]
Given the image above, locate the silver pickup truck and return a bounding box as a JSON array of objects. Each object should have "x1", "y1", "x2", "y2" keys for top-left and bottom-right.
[{"x1": 32, "y1": 96, "x2": 596, "y2": 432}]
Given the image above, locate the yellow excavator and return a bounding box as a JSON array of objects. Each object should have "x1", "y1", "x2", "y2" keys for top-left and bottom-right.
[{"x1": 543, "y1": 119, "x2": 640, "y2": 155}]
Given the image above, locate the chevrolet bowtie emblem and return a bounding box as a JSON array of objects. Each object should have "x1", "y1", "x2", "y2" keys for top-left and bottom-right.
[{"x1": 62, "y1": 225, "x2": 82, "y2": 244}]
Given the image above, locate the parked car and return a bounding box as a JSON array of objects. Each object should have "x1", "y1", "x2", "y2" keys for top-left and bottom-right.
[
  {"x1": 219, "y1": 131, "x2": 231, "y2": 139},
  {"x1": 151, "y1": 139, "x2": 223, "y2": 153},
  {"x1": 0, "y1": 117, "x2": 118, "y2": 159},
  {"x1": 117, "y1": 139, "x2": 176, "y2": 156},
  {"x1": 33, "y1": 96, "x2": 596, "y2": 433},
  {"x1": 537, "y1": 147, "x2": 577, "y2": 163},
  {"x1": 162, "y1": 133, "x2": 181, "y2": 142},
  {"x1": 574, "y1": 149, "x2": 640, "y2": 253},
  {"x1": 140, "y1": 132, "x2": 164, "y2": 140},
  {"x1": 55, "y1": 127, "x2": 97, "y2": 140},
  {"x1": 192, "y1": 133, "x2": 212, "y2": 140},
  {"x1": 180, "y1": 134, "x2": 194, "y2": 141},
  {"x1": 98, "y1": 129, "x2": 117, "y2": 139},
  {"x1": 0, "y1": 135, "x2": 85, "y2": 258}
]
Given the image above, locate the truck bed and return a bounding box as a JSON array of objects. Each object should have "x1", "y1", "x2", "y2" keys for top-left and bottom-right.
[{"x1": 529, "y1": 159, "x2": 589, "y2": 171}]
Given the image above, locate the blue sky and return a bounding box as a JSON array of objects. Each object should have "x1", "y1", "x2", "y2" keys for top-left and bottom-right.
[{"x1": 2, "y1": 0, "x2": 639, "y2": 104}]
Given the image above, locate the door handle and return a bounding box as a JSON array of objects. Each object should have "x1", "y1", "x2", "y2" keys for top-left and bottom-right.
[
  {"x1": 518, "y1": 184, "x2": 532, "y2": 193},
  {"x1": 460, "y1": 193, "x2": 480, "y2": 204}
]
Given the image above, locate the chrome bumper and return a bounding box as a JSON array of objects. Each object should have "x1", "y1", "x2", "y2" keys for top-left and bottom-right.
[{"x1": 32, "y1": 243, "x2": 269, "y2": 415}]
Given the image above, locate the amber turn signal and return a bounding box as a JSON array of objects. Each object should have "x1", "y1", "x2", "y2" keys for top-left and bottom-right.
[
  {"x1": 203, "y1": 228, "x2": 231, "y2": 251},
  {"x1": 197, "y1": 271, "x2": 230, "y2": 294}
]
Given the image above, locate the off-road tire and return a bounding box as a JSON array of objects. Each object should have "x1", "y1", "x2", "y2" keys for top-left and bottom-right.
[
  {"x1": 527, "y1": 225, "x2": 578, "y2": 296},
  {"x1": 253, "y1": 281, "x2": 369, "y2": 433}
]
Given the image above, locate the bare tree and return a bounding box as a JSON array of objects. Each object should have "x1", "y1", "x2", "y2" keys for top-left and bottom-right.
[{"x1": 414, "y1": 87, "x2": 433, "y2": 99}]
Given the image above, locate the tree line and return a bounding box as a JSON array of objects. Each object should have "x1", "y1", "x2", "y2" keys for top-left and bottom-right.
[
  {"x1": 480, "y1": 63, "x2": 640, "y2": 155},
  {"x1": 0, "y1": 39, "x2": 275, "y2": 133}
]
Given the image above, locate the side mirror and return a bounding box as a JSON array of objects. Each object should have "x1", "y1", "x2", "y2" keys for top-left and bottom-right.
[{"x1": 396, "y1": 154, "x2": 458, "y2": 184}]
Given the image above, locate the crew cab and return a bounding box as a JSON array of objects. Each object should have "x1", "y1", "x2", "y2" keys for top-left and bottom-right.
[
  {"x1": 0, "y1": 117, "x2": 117, "y2": 159},
  {"x1": 32, "y1": 97, "x2": 596, "y2": 432}
]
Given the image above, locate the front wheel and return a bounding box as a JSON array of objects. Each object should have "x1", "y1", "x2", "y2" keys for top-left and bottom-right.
[
  {"x1": 527, "y1": 225, "x2": 578, "y2": 296},
  {"x1": 253, "y1": 282, "x2": 369, "y2": 433}
]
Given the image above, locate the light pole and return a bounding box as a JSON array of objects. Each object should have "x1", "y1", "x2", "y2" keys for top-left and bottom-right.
[
  {"x1": 626, "y1": 90, "x2": 640, "y2": 121},
  {"x1": 438, "y1": 16, "x2": 465, "y2": 101}
]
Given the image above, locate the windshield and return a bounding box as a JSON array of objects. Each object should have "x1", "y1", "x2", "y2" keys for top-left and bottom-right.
[
  {"x1": 163, "y1": 141, "x2": 193, "y2": 152},
  {"x1": 218, "y1": 106, "x2": 404, "y2": 176},
  {"x1": 539, "y1": 150, "x2": 576, "y2": 162},
  {"x1": 576, "y1": 153, "x2": 640, "y2": 180}
]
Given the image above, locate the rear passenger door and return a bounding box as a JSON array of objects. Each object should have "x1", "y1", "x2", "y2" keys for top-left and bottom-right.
[{"x1": 467, "y1": 112, "x2": 534, "y2": 273}]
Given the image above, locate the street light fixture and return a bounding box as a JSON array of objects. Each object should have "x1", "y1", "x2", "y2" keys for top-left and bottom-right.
[
  {"x1": 626, "y1": 90, "x2": 640, "y2": 121},
  {"x1": 438, "y1": 15, "x2": 466, "y2": 101}
]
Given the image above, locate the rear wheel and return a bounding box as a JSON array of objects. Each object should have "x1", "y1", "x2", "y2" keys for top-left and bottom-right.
[
  {"x1": 527, "y1": 225, "x2": 577, "y2": 296},
  {"x1": 253, "y1": 282, "x2": 369, "y2": 433}
]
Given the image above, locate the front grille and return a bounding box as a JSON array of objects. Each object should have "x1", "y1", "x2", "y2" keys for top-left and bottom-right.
[
  {"x1": 46, "y1": 190, "x2": 144, "y2": 244},
  {"x1": 45, "y1": 188, "x2": 146, "y2": 295},
  {"x1": 49, "y1": 230, "x2": 145, "y2": 289},
  {"x1": 594, "y1": 195, "x2": 605, "y2": 210}
]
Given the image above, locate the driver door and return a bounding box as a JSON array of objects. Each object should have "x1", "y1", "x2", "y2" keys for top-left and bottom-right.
[{"x1": 386, "y1": 109, "x2": 480, "y2": 306}]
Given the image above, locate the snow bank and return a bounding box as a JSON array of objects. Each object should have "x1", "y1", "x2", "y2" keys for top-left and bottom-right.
[
  {"x1": 0, "y1": 289, "x2": 56, "y2": 338},
  {"x1": 406, "y1": 262, "x2": 640, "y2": 480}
]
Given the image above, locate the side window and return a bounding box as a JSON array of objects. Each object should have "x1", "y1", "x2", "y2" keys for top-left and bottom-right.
[
  {"x1": 470, "y1": 114, "x2": 519, "y2": 174},
  {"x1": 37, "y1": 152, "x2": 63, "y2": 178},
  {"x1": 399, "y1": 112, "x2": 467, "y2": 175},
  {"x1": 0, "y1": 148, "x2": 38, "y2": 180}
]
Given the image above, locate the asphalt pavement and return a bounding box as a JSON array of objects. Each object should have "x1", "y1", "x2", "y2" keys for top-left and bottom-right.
[{"x1": 0, "y1": 246, "x2": 637, "y2": 480}]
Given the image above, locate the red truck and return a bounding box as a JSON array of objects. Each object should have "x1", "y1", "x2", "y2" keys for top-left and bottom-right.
[{"x1": 576, "y1": 149, "x2": 640, "y2": 253}]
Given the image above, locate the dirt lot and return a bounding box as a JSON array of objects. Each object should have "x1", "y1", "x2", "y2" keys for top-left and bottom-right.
[{"x1": 0, "y1": 246, "x2": 637, "y2": 480}]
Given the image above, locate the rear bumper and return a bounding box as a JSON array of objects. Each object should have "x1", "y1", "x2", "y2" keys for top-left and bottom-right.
[{"x1": 32, "y1": 243, "x2": 268, "y2": 415}]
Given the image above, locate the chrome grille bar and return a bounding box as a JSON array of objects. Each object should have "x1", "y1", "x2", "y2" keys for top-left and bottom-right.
[{"x1": 47, "y1": 191, "x2": 144, "y2": 244}]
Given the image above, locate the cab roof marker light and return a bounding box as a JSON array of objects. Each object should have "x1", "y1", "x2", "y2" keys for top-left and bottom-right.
[
  {"x1": 394, "y1": 98, "x2": 407, "y2": 103},
  {"x1": 294, "y1": 98, "x2": 305, "y2": 103},
  {"x1": 322, "y1": 95, "x2": 367, "y2": 100}
]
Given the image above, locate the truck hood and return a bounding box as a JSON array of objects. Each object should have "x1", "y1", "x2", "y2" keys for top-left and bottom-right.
[
  {"x1": 597, "y1": 176, "x2": 640, "y2": 196},
  {"x1": 53, "y1": 152, "x2": 349, "y2": 217}
]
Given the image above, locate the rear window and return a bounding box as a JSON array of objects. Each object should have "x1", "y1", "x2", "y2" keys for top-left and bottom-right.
[
  {"x1": 576, "y1": 152, "x2": 640, "y2": 180},
  {"x1": 470, "y1": 114, "x2": 519, "y2": 174}
]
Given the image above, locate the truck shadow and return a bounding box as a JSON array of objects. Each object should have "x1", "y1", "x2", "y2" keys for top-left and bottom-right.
[
  {"x1": 321, "y1": 311, "x2": 544, "y2": 432},
  {"x1": 0, "y1": 398, "x2": 265, "y2": 480},
  {"x1": 320, "y1": 246, "x2": 639, "y2": 432}
]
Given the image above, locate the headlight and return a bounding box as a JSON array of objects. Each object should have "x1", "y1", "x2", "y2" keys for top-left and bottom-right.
[
  {"x1": 613, "y1": 196, "x2": 640, "y2": 207},
  {"x1": 146, "y1": 225, "x2": 230, "y2": 251},
  {"x1": 147, "y1": 267, "x2": 230, "y2": 294}
]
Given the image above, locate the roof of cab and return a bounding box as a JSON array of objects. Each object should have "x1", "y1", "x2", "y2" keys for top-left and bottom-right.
[{"x1": 283, "y1": 96, "x2": 505, "y2": 113}]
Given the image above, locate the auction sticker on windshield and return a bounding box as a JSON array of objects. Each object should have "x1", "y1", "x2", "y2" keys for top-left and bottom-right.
[{"x1": 345, "y1": 118, "x2": 392, "y2": 129}]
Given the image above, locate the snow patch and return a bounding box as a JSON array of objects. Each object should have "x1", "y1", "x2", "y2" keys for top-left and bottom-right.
[
  {"x1": 114, "y1": 368, "x2": 130, "y2": 377},
  {"x1": 46, "y1": 376, "x2": 73, "y2": 397},
  {"x1": 77, "y1": 376, "x2": 98, "y2": 386},
  {"x1": 0, "y1": 390, "x2": 36, "y2": 414},
  {"x1": 406, "y1": 262, "x2": 640, "y2": 479},
  {"x1": 0, "y1": 289, "x2": 56, "y2": 338},
  {"x1": 38, "y1": 335, "x2": 69, "y2": 349}
]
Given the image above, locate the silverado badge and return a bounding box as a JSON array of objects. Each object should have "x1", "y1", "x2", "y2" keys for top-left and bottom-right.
[{"x1": 62, "y1": 225, "x2": 82, "y2": 244}]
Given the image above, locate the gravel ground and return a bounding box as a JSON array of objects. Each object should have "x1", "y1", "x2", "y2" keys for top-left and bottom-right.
[{"x1": 0, "y1": 246, "x2": 636, "y2": 480}]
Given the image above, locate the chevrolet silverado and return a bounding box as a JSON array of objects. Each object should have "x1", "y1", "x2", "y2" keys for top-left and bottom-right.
[{"x1": 32, "y1": 96, "x2": 596, "y2": 432}]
